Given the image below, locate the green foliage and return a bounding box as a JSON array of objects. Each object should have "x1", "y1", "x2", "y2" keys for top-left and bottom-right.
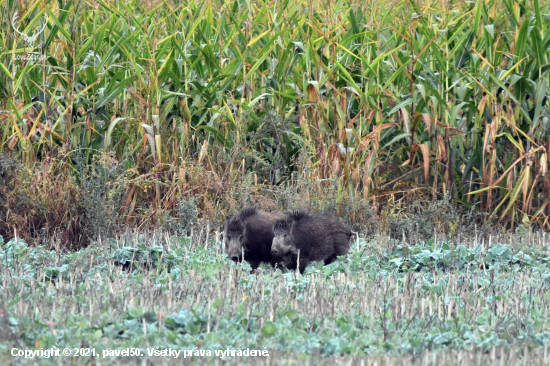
[
  {"x1": 158, "y1": 196, "x2": 198, "y2": 237},
  {"x1": 1, "y1": 0, "x2": 549, "y2": 236},
  {"x1": 77, "y1": 151, "x2": 131, "y2": 240},
  {"x1": 1, "y1": 230, "x2": 550, "y2": 364}
]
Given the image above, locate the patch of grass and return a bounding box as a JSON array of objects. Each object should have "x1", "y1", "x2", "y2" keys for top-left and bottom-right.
[
  {"x1": 0, "y1": 150, "x2": 85, "y2": 250},
  {"x1": 77, "y1": 151, "x2": 132, "y2": 241}
]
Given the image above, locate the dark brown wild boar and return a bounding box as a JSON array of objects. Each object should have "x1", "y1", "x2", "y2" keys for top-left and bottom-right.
[
  {"x1": 224, "y1": 207, "x2": 286, "y2": 271},
  {"x1": 270, "y1": 210, "x2": 352, "y2": 274}
]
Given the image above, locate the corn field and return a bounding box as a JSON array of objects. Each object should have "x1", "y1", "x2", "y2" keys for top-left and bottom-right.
[{"x1": 0, "y1": 0, "x2": 549, "y2": 231}]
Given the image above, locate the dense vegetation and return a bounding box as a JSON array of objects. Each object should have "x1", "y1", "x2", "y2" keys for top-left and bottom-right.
[{"x1": 0, "y1": 0, "x2": 549, "y2": 247}]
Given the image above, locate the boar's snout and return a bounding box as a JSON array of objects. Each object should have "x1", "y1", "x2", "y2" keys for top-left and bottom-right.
[
  {"x1": 226, "y1": 248, "x2": 242, "y2": 262},
  {"x1": 271, "y1": 237, "x2": 285, "y2": 256},
  {"x1": 225, "y1": 233, "x2": 244, "y2": 262}
]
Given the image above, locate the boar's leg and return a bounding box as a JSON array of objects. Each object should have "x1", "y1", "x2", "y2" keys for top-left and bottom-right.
[
  {"x1": 269, "y1": 257, "x2": 282, "y2": 268},
  {"x1": 248, "y1": 260, "x2": 261, "y2": 272},
  {"x1": 283, "y1": 254, "x2": 297, "y2": 271},
  {"x1": 284, "y1": 261, "x2": 296, "y2": 270},
  {"x1": 324, "y1": 255, "x2": 337, "y2": 266}
]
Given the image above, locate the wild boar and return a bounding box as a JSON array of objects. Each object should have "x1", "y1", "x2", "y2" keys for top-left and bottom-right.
[
  {"x1": 224, "y1": 207, "x2": 285, "y2": 271},
  {"x1": 271, "y1": 210, "x2": 352, "y2": 273}
]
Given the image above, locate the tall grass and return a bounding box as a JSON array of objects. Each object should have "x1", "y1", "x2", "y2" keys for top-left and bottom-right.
[{"x1": 0, "y1": 0, "x2": 549, "y2": 234}]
